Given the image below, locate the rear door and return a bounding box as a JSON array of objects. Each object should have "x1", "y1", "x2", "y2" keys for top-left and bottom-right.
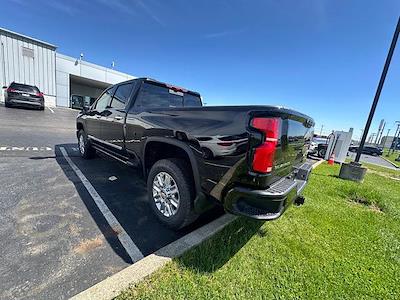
[
  {"x1": 99, "y1": 82, "x2": 136, "y2": 153},
  {"x1": 85, "y1": 86, "x2": 115, "y2": 144},
  {"x1": 125, "y1": 81, "x2": 191, "y2": 156}
]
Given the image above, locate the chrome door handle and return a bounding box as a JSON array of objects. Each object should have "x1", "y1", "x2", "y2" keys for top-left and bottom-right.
[{"x1": 114, "y1": 116, "x2": 123, "y2": 121}]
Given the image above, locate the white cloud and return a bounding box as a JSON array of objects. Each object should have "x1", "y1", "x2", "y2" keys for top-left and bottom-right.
[{"x1": 203, "y1": 29, "x2": 245, "y2": 39}]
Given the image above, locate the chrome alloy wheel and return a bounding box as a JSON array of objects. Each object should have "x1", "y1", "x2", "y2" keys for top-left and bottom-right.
[
  {"x1": 152, "y1": 172, "x2": 180, "y2": 217},
  {"x1": 79, "y1": 135, "x2": 85, "y2": 155}
]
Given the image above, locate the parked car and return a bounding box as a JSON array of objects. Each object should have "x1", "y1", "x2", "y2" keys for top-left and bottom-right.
[
  {"x1": 197, "y1": 135, "x2": 248, "y2": 158},
  {"x1": 307, "y1": 141, "x2": 317, "y2": 156},
  {"x1": 76, "y1": 78, "x2": 315, "y2": 229},
  {"x1": 3, "y1": 82, "x2": 45, "y2": 110},
  {"x1": 307, "y1": 137, "x2": 329, "y2": 157},
  {"x1": 348, "y1": 146, "x2": 358, "y2": 152},
  {"x1": 317, "y1": 143, "x2": 328, "y2": 158},
  {"x1": 349, "y1": 145, "x2": 383, "y2": 156}
]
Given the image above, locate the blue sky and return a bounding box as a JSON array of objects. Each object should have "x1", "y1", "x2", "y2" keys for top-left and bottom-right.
[{"x1": 2, "y1": 0, "x2": 400, "y2": 139}]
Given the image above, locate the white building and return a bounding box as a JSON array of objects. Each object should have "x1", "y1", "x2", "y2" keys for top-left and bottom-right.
[{"x1": 0, "y1": 27, "x2": 134, "y2": 107}]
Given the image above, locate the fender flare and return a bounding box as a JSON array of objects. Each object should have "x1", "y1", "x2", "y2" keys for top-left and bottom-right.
[
  {"x1": 143, "y1": 137, "x2": 202, "y2": 195},
  {"x1": 76, "y1": 120, "x2": 87, "y2": 137}
]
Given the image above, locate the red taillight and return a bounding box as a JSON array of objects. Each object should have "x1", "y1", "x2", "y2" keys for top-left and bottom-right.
[
  {"x1": 7, "y1": 87, "x2": 16, "y2": 93},
  {"x1": 36, "y1": 92, "x2": 44, "y2": 97},
  {"x1": 251, "y1": 117, "x2": 280, "y2": 173}
]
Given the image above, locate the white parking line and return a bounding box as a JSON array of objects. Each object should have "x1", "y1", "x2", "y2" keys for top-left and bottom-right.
[
  {"x1": 60, "y1": 147, "x2": 144, "y2": 262},
  {"x1": 47, "y1": 106, "x2": 55, "y2": 113},
  {"x1": 72, "y1": 158, "x2": 326, "y2": 300}
]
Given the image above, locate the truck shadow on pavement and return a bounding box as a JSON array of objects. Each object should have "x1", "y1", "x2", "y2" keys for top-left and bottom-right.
[{"x1": 53, "y1": 143, "x2": 224, "y2": 264}]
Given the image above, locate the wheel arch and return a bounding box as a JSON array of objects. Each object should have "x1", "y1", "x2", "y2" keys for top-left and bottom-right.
[
  {"x1": 76, "y1": 121, "x2": 85, "y2": 137},
  {"x1": 143, "y1": 137, "x2": 202, "y2": 196}
]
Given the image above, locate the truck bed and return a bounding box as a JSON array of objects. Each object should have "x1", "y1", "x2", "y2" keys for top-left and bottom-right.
[{"x1": 125, "y1": 105, "x2": 314, "y2": 197}]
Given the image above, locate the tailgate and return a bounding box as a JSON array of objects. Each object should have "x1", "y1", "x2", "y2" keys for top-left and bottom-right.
[
  {"x1": 274, "y1": 117, "x2": 314, "y2": 177},
  {"x1": 248, "y1": 109, "x2": 314, "y2": 183}
]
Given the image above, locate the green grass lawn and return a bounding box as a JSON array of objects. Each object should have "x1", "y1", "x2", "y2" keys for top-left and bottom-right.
[
  {"x1": 383, "y1": 149, "x2": 400, "y2": 168},
  {"x1": 117, "y1": 163, "x2": 400, "y2": 300}
]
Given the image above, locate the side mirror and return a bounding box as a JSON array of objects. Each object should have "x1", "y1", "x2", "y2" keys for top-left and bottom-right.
[
  {"x1": 2, "y1": 86, "x2": 7, "y2": 89},
  {"x1": 82, "y1": 105, "x2": 90, "y2": 113}
]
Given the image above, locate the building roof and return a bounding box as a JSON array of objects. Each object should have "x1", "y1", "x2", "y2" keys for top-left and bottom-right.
[{"x1": 0, "y1": 27, "x2": 57, "y2": 49}]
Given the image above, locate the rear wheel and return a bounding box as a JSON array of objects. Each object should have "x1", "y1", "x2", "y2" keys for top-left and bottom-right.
[
  {"x1": 318, "y1": 148, "x2": 326, "y2": 158},
  {"x1": 147, "y1": 159, "x2": 198, "y2": 229},
  {"x1": 39, "y1": 106, "x2": 45, "y2": 111},
  {"x1": 202, "y1": 147, "x2": 213, "y2": 159},
  {"x1": 4, "y1": 101, "x2": 10, "y2": 108},
  {"x1": 77, "y1": 129, "x2": 96, "y2": 159}
]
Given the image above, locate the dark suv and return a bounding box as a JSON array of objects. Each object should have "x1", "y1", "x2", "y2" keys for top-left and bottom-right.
[
  {"x1": 4, "y1": 82, "x2": 45, "y2": 110},
  {"x1": 349, "y1": 145, "x2": 383, "y2": 156}
]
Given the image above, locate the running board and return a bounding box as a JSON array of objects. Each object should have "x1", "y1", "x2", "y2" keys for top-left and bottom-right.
[{"x1": 93, "y1": 145, "x2": 138, "y2": 167}]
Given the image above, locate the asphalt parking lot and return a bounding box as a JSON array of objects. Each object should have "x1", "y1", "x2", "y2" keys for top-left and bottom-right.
[
  {"x1": 347, "y1": 151, "x2": 398, "y2": 170},
  {"x1": 0, "y1": 104, "x2": 222, "y2": 300}
]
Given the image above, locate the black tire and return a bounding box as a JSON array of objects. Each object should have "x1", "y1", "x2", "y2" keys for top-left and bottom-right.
[
  {"x1": 147, "y1": 158, "x2": 198, "y2": 229},
  {"x1": 4, "y1": 101, "x2": 10, "y2": 108},
  {"x1": 77, "y1": 129, "x2": 96, "y2": 159},
  {"x1": 202, "y1": 147, "x2": 213, "y2": 159},
  {"x1": 39, "y1": 106, "x2": 45, "y2": 111},
  {"x1": 318, "y1": 148, "x2": 326, "y2": 158}
]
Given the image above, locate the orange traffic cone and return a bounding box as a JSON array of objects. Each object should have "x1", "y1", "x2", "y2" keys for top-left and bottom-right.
[{"x1": 328, "y1": 153, "x2": 335, "y2": 165}]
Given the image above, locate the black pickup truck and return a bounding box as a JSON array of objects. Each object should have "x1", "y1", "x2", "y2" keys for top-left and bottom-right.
[{"x1": 76, "y1": 78, "x2": 314, "y2": 229}]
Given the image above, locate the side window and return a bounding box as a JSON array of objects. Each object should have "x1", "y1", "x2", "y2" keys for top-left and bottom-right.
[
  {"x1": 94, "y1": 87, "x2": 115, "y2": 111},
  {"x1": 110, "y1": 82, "x2": 135, "y2": 109}
]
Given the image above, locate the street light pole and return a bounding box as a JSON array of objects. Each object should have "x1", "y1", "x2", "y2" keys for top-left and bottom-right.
[
  {"x1": 390, "y1": 122, "x2": 400, "y2": 155},
  {"x1": 355, "y1": 17, "x2": 400, "y2": 163},
  {"x1": 368, "y1": 133, "x2": 375, "y2": 144},
  {"x1": 376, "y1": 122, "x2": 385, "y2": 146},
  {"x1": 383, "y1": 128, "x2": 391, "y2": 150}
]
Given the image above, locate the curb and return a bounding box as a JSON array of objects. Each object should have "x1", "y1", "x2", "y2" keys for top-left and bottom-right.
[
  {"x1": 70, "y1": 159, "x2": 323, "y2": 300},
  {"x1": 311, "y1": 159, "x2": 324, "y2": 169},
  {"x1": 381, "y1": 156, "x2": 400, "y2": 169},
  {"x1": 70, "y1": 214, "x2": 237, "y2": 300}
]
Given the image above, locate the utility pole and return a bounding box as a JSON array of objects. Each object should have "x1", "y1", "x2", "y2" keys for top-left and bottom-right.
[
  {"x1": 340, "y1": 18, "x2": 400, "y2": 183},
  {"x1": 355, "y1": 17, "x2": 400, "y2": 163},
  {"x1": 390, "y1": 122, "x2": 400, "y2": 154},
  {"x1": 359, "y1": 129, "x2": 364, "y2": 143},
  {"x1": 383, "y1": 128, "x2": 390, "y2": 149},
  {"x1": 396, "y1": 123, "x2": 400, "y2": 153},
  {"x1": 368, "y1": 133, "x2": 376, "y2": 144},
  {"x1": 319, "y1": 125, "x2": 324, "y2": 136},
  {"x1": 374, "y1": 119, "x2": 385, "y2": 145},
  {"x1": 376, "y1": 121, "x2": 386, "y2": 146},
  {"x1": 383, "y1": 128, "x2": 391, "y2": 150}
]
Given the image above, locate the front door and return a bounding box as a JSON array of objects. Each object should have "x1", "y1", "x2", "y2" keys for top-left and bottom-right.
[
  {"x1": 100, "y1": 82, "x2": 135, "y2": 154},
  {"x1": 85, "y1": 87, "x2": 115, "y2": 146}
]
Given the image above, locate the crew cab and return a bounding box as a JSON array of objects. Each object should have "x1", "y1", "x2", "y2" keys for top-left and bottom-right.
[{"x1": 76, "y1": 78, "x2": 315, "y2": 229}]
